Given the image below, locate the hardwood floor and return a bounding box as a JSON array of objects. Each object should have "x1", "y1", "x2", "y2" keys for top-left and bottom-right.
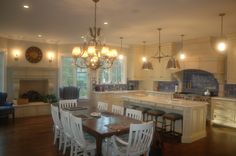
[{"x1": 0, "y1": 116, "x2": 236, "y2": 156}]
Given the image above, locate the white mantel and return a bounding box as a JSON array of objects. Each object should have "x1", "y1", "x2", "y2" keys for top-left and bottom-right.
[{"x1": 7, "y1": 66, "x2": 58, "y2": 100}]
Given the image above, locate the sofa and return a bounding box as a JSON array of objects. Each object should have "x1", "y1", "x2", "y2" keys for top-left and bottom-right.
[{"x1": 0, "y1": 92, "x2": 15, "y2": 119}]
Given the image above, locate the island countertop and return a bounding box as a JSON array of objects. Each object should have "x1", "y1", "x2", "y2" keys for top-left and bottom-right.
[{"x1": 122, "y1": 94, "x2": 209, "y2": 108}]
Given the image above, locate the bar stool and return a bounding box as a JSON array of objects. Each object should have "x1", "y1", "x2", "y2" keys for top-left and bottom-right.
[
  {"x1": 162, "y1": 113, "x2": 183, "y2": 136},
  {"x1": 147, "y1": 109, "x2": 165, "y2": 129},
  {"x1": 134, "y1": 107, "x2": 151, "y2": 121}
]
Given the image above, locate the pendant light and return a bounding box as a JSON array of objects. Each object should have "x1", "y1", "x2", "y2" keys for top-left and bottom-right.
[
  {"x1": 216, "y1": 13, "x2": 227, "y2": 53},
  {"x1": 141, "y1": 41, "x2": 153, "y2": 70},
  {"x1": 141, "y1": 41, "x2": 147, "y2": 62},
  {"x1": 118, "y1": 37, "x2": 124, "y2": 60},
  {"x1": 166, "y1": 57, "x2": 180, "y2": 69},
  {"x1": 179, "y1": 34, "x2": 186, "y2": 60}
]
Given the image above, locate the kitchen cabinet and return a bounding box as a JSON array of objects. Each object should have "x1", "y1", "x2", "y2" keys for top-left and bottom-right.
[
  {"x1": 211, "y1": 97, "x2": 236, "y2": 128},
  {"x1": 227, "y1": 37, "x2": 236, "y2": 84}
]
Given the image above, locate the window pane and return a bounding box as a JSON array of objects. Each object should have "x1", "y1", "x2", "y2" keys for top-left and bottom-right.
[
  {"x1": 76, "y1": 67, "x2": 88, "y2": 99},
  {"x1": 61, "y1": 57, "x2": 74, "y2": 86},
  {"x1": 0, "y1": 53, "x2": 3, "y2": 91},
  {"x1": 98, "y1": 68, "x2": 110, "y2": 84},
  {"x1": 61, "y1": 57, "x2": 89, "y2": 99},
  {"x1": 111, "y1": 59, "x2": 124, "y2": 83},
  {"x1": 98, "y1": 58, "x2": 125, "y2": 84}
]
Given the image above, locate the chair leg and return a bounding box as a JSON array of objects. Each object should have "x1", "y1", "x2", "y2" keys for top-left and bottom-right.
[
  {"x1": 59, "y1": 132, "x2": 64, "y2": 151},
  {"x1": 53, "y1": 129, "x2": 57, "y2": 144},
  {"x1": 70, "y1": 142, "x2": 74, "y2": 156},
  {"x1": 63, "y1": 136, "x2": 68, "y2": 154},
  {"x1": 173, "y1": 120, "x2": 175, "y2": 135},
  {"x1": 12, "y1": 109, "x2": 15, "y2": 122}
]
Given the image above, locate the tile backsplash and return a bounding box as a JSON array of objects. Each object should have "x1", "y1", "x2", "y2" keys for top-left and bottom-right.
[
  {"x1": 224, "y1": 84, "x2": 236, "y2": 98},
  {"x1": 182, "y1": 69, "x2": 219, "y2": 96},
  {"x1": 94, "y1": 80, "x2": 139, "y2": 91},
  {"x1": 154, "y1": 81, "x2": 178, "y2": 92}
]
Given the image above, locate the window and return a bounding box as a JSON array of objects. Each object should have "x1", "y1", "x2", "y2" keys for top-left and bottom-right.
[
  {"x1": 0, "y1": 52, "x2": 4, "y2": 92},
  {"x1": 61, "y1": 57, "x2": 89, "y2": 99},
  {"x1": 98, "y1": 57, "x2": 126, "y2": 84}
]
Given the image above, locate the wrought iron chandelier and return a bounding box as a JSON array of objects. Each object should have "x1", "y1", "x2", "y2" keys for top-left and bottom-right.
[{"x1": 72, "y1": 0, "x2": 118, "y2": 70}]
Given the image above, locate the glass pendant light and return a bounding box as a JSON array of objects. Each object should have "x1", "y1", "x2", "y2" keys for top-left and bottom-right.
[
  {"x1": 216, "y1": 13, "x2": 227, "y2": 53},
  {"x1": 179, "y1": 34, "x2": 186, "y2": 60}
]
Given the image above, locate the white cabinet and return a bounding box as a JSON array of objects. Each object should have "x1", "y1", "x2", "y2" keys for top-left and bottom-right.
[
  {"x1": 226, "y1": 36, "x2": 236, "y2": 83},
  {"x1": 211, "y1": 98, "x2": 236, "y2": 128}
]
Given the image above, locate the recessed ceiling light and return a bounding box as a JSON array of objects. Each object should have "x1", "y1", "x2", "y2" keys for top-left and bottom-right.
[
  {"x1": 38, "y1": 34, "x2": 42, "y2": 38},
  {"x1": 104, "y1": 22, "x2": 108, "y2": 25},
  {"x1": 23, "y1": 5, "x2": 29, "y2": 9}
]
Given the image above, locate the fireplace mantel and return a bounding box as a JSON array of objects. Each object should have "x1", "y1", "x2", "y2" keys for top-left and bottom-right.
[{"x1": 7, "y1": 66, "x2": 58, "y2": 101}]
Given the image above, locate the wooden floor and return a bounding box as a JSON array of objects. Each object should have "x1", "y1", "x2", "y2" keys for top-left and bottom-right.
[{"x1": 0, "y1": 116, "x2": 236, "y2": 156}]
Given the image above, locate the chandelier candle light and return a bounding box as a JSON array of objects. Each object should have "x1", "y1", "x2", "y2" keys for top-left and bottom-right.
[{"x1": 72, "y1": 0, "x2": 118, "y2": 70}]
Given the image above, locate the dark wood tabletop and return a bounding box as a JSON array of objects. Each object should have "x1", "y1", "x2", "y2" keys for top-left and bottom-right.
[{"x1": 71, "y1": 107, "x2": 141, "y2": 156}]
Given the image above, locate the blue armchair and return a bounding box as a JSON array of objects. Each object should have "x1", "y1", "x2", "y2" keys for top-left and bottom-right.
[{"x1": 0, "y1": 92, "x2": 15, "y2": 119}]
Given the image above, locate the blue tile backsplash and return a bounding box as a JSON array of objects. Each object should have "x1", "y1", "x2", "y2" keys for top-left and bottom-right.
[
  {"x1": 224, "y1": 84, "x2": 236, "y2": 98},
  {"x1": 156, "y1": 81, "x2": 178, "y2": 92},
  {"x1": 182, "y1": 69, "x2": 219, "y2": 96}
]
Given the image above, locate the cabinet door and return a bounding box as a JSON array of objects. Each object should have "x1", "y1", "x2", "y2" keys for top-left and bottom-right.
[{"x1": 227, "y1": 38, "x2": 236, "y2": 83}]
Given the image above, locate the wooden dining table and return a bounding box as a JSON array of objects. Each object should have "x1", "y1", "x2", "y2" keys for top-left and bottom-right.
[{"x1": 68, "y1": 106, "x2": 142, "y2": 156}]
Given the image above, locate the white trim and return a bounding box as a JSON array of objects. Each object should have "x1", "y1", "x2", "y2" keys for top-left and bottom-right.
[{"x1": 0, "y1": 51, "x2": 6, "y2": 92}]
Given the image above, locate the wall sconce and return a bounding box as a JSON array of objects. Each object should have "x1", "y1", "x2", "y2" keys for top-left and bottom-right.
[
  {"x1": 47, "y1": 51, "x2": 55, "y2": 63},
  {"x1": 12, "y1": 49, "x2": 20, "y2": 61}
]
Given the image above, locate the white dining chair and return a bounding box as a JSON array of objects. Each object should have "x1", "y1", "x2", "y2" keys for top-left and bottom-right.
[
  {"x1": 60, "y1": 110, "x2": 74, "y2": 155},
  {"x1": 112, "y1": 105, "x2": 124, "y2": 115},
  {"x1": 97, "y1": 101, "x2": 108, "y2": 112},
  {"x1": 50, "y1": 104, "x2": 64, "y2": 150},
  {"x1": 70, "y1": 114, "x2": 96, "y2": 156},
  {"x1": 59, "y1": 99, "x2": 78, "y2": 110},
  {"x1": 125, "y1": 108, "x2": 143, "y2": 121},
  {"x1": 110, "y1": 121, "x2": 154, "y2": 156}
]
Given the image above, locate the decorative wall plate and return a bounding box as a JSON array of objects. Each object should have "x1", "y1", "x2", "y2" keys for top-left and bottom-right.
[{"x1": 25, "y1": 46, "x2": 43, "y2": 63}]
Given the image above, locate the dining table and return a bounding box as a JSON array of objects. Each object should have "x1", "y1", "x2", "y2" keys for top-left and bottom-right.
[{"x1": 66, "y1": 106, "x2": 142, "y2": 156}]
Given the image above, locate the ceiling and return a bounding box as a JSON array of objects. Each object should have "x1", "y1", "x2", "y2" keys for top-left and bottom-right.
[{"x1": 0, "y1": 0, "x2": 236, "y2": 45}]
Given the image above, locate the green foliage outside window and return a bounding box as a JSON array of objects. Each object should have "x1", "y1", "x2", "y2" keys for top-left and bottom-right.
[{"x1": 61, "y1": 57, "x2": 88, "y2": 99}]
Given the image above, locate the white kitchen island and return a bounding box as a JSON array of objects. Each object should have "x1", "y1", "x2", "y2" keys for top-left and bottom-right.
[{"x1": 123, "y1": 94, "x2": 208, "y2": 143}]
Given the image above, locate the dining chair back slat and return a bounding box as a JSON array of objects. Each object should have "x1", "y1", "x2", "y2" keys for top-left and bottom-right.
[
  {"x1": 70, "y1": 114, "x2": 86, "y2": 148},
  {"x1": 125, "y1": 108, "x2": 143, "y2": 121},
  {"x1": 59, "y1": 99, "x2": 78, "y2": 110},
  {"x1": 97, "y1": 101, "x2": 108, "y2": 112},
  {"x1": 60, "y1": 110, "x2": 73, "y2": 137},
  {"x1": 127, "y1": 122, "x2": 154, "y2": 155},
  {"x1": 111, "y1": 122, "x2": 154, "y2": 156},
  {"x1": 51, "y1": 104, "x2": 62, "y2": 129},
  {"x1": 50, "y1": 104, "x2": 63, "y2": 149},
  {"x1": 112, "y1": 105, "x2": 124, "y2": 115},
  {"x1": 60, "y1": 110, "x2": 74, "y2": 155}
]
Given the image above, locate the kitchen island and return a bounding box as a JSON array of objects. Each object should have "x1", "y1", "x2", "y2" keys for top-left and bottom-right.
[
  {"x1": 123, "y1": 94, "x2": 208, "y2": 143},
  {"x1": 92, "y1": 90, "x2": 208, "y2": 143}
]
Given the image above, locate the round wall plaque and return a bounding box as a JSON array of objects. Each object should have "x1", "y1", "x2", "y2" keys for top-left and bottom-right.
[{"x1": 25, "y1": 46, "x2": 43, "y2": 63}]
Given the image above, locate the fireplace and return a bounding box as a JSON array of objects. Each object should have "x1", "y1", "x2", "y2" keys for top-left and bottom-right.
[
  {"x1": 19, "y1": 80, "x2": 49, "y2": 102},
  {"x1": 7, "y1": 67, "x2": 58, "y2": 102}
]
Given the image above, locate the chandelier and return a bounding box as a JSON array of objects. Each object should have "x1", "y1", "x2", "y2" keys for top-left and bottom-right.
[
  {"x1": 142, "y1": 28, "x2": 180, "y2": 70},
  {"x1": 72, "y1": 0, "x2": 118, "y2": 70}
]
